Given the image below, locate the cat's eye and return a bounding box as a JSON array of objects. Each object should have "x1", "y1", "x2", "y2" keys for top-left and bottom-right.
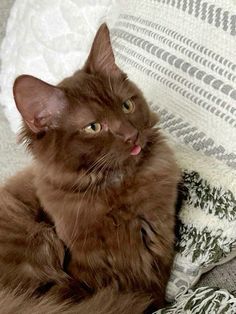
[
  {"x1": 122, "y1": 99, "x2": 135, "y2": 114},
  {"x1": 83, "y1": 122, "x2": 102, "y2": 134}
]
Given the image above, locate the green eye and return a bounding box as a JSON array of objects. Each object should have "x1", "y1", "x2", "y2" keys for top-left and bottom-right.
[
  {"x1": 84, "y1": 122, "x2": 102, "y2": 134},
  {"x1": 122, "y1": 99, "x2": 135, "y2": 114}
]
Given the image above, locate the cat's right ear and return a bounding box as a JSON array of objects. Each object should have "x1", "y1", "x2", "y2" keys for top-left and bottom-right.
[
  {"x1": 13, "y1": 75, "x2": 68, "y2": 133},
  {"x1": 83, "y1": 23, "x2": 121, "y2": 77}
]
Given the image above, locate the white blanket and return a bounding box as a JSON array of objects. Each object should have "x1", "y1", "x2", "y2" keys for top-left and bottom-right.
[{"x1": 0, "y1": 0, "x2": 118, "y2": 133}]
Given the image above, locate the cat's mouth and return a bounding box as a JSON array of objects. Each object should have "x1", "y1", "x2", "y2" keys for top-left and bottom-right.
[{"x1": 130, "y1": 144, "x2": 142, "y2": 156}]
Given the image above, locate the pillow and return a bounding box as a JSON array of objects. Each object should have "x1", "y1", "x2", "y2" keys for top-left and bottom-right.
[
  {"x1": 155, "y1": 286, "x2": 236, "y2": 313},
  {"x1": 0, "y1": 0, "x2": 118, "y2": 133},
  {"x1": 0, "y1": 106, "x2": 30, "y2": 183},
  {"x1": 109, "y1": 0, "x2": 236, "y2": 301}
]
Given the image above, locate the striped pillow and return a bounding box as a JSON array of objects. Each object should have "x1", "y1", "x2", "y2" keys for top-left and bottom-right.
[{"x1": 110, "y1": 0, "x2": 236, "y2": 301}]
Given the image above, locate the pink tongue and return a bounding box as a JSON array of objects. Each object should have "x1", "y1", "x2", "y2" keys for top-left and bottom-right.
[{"x1": 130, "y1": 145, "x2": 141, "y2": 156}]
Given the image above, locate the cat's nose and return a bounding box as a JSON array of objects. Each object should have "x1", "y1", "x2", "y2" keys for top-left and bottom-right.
[
  {"x1": 112, "y1": 121, "x2": 138, "y2": 144},
  {"x1": 125, "y1": 128, "x2": 138, "y2": 144}
]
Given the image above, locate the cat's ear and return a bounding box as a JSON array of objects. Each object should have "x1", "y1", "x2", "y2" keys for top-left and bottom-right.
[
  {"x1": 13, "y1": 75, "x2": 68, "y2": 133},
  {"x1": 84, "y1": 23, "x2": 121, "y2": 76}
]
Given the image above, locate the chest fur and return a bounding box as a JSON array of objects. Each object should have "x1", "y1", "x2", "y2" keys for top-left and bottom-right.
[
  {"x1": 36, "y1": 148, "x2": 179, "y2": 295},
  {"x1": 40, "y1": 175, "x2": 175, "y2": 290}
]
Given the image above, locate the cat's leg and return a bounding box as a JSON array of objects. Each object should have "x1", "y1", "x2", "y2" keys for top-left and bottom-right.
[{"x1": 0, "y1": 167, "x2": 67, "y2": 292}]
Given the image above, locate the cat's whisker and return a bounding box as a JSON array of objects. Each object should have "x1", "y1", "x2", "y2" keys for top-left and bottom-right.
[
  {"x1": 117, "y1": 76, "x2": 128, "y2": 94},
  {"x1": 108, "y1": 74, "x2": 113, "y2": 93},
  {"x1": 77, "y1": 153, "x2": 110, "y2": 180},
  {"x1": 68, "y1": 155, "x2": 113, "y2": 250},
  {"x1": 67, "y1": 153, "x2": 110, "y2": 193},
  {"x1": 82, "y1": 152, "x2": 114, "y2": 204},
  {"x1": 68, "y1": 186, "x2": 91, "y2": 251},
  {"x1": 81, "y1": 225, "x2": 89, "y2": 252},
  {"x1": 88, "y1": 153, "x2": 114, "y2": 200},
  {"x1": 53, "y1": 153, "x2": 110, "y2": 192},
  {"x1": 106, "y1": 157, "x2": 123, "y2": 253},
  {"x1": 46, "y1": 160, "x2": 104, "y2": 241}
]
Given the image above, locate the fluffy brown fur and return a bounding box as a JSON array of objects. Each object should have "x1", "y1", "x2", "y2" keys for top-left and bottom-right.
[
  {"x1": 0, "y1": 23, "x2": 180, "y2": 312},
  {"x1": 0, "y1": 168, "x2": 150, "y2": 313},
  {"x1": 0, "y1": 280, "x2": 151, "y2": 314},
  {"x1": 0, "y1": 284, "x2": 150, "y2": 314}
]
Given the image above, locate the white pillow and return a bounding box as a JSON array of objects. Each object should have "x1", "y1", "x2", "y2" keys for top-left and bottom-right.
[{"x1": 0, "y1": 0, "x2": 118, "y2": 133}]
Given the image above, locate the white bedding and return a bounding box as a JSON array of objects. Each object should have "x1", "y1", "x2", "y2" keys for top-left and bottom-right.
[{"x1": 0, "y1": 0, "x2": 118, "y2": 133}]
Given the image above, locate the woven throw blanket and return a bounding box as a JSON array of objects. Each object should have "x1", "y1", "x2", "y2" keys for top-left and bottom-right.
[{"x1": 155, "y1": 286, "x2": 236, "y2": 314}]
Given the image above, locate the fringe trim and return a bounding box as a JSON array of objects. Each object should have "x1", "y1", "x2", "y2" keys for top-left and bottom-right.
[{"x1": 157, "y1": 286, "x2": 236, "y2": 314}]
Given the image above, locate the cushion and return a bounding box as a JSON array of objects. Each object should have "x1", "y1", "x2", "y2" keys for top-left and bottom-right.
[
  {"x1": 0, "y1": 0, "x2": 235, "y2": 304},
  {"x1": 109, "y1": 0, "x2": 236, "y2": 301},
  {"x1": 0, "y1": 0, "x2": 30, "y2": 183},
  {"x1": 0, "y1": 0, "x2": 118, "y2": 133},
  {"x1": 0, "y1": 106, "x2": 30, "y2": 184}
]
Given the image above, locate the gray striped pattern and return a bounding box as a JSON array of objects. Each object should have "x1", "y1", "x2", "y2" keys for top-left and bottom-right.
[
  {"x1": 152, "y1": 0, "x2": 236, "y2": 35},
  {"x1": 112, "y1": 28, "x2": 236, "y2": 102},
  {"x1": 112, "y1": 40, "x2": 236, "y2": 125},
  {"x1": 119, "y1": 14, "x2": 236, "y2": 71},
  {"x1": 115, "y1": 20, "x2": 236, "y2": 83},
  {"x1": 158, "y1": 108, "x2": 236, "y2": 168},
  {"x1": 111, "y1": 9, "x2": 236, "y2": 168},
  {"x1": 113, "y1": 51, "x2": 236, "y2": 168}
]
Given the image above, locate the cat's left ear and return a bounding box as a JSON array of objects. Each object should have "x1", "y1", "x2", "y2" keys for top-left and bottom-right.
[
  {"x1": 84, "y1": 23, "x2": 121, "y2": 76},
  {"x1": 13, "y1": 75, "x2": 68, "y2": 133}
]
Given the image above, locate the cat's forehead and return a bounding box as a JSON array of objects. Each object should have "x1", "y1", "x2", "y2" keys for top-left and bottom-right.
[
  {"x1": 62, "y1": 70, "x2": 142, "y2": 129},
  {"x1": 63, "y1": 70, "x2": 134, "y2": 103},
  {"x1": 65, "y1": 89, "x2": 118, "y2": 129},
  {"x1": 68, "y1": 105, "x2": 97, "y2": 128}
]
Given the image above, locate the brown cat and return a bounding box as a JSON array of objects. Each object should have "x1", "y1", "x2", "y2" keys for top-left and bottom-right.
[{"x1": 0, "y1": 23, "x2": 179, "y2": 313}]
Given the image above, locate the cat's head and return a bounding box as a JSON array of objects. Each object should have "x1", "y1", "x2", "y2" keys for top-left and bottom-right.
[{"x1": 13, "y1": 24, "x2": 158, "y2": 182}]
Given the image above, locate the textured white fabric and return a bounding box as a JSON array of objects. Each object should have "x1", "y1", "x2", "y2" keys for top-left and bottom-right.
[
  {"x1": 0, "y1": 0, "x2": 118, "y2": 133},
  {"x1": 111, "y1": 1, "x2": 236, "y2": 164}
]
